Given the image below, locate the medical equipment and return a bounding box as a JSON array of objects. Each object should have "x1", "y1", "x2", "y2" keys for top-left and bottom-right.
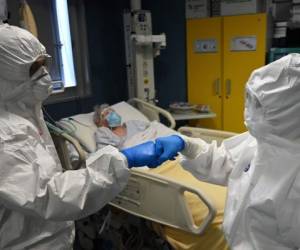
[{"x1": 124, "y1": 0, "x2": 166, "y2": 103}]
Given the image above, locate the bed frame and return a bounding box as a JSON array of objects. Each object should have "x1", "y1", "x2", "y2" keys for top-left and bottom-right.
[{"x1": 128, "y1": 98, "x2": 176, "y2": 129}]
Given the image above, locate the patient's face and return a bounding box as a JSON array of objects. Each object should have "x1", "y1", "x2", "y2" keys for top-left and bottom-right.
[
  {"x1": 100, "y1": 108, "x2": 127, "y2": 136},
  {"x1": 99, "y1": 108, "x2": 113, "y2": 127}
]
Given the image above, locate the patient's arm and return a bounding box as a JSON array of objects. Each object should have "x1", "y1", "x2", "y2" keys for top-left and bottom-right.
[
  {"x1": 124, "y1": 120, "x2": 150, "y2": 138},
  {"x1": 95, "y1": 127, "x2": 124, "y2": 150}
]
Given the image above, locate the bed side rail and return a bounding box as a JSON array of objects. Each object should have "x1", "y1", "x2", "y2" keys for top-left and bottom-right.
[
  {"x1": 110, "y1": 167, "x2": 216, "y2": 235},
  {"x1": 128, "y1": 98, "x2": 176, "y2": 129},
  {"x1": 178, "y1": 126, "x2": 237, "y2": 146},
  {"x1": 47, "y1": 122, "x2": 86, "y2": 170}
]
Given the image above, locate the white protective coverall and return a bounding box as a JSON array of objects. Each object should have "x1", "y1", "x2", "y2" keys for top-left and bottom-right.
[
  {"x1": 180, "y1": 54, "x2": 300, "y2": 249},
  {"x1": 0, "y1": 24, "x2": 130, "y2": 250}
]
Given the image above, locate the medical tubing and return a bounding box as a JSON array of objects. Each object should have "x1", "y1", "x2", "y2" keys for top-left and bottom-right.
[
  {"x1": 57, "y1": 119, "x2": 78, "y2": 134},
  {"x1": 42, "y1": 107, "x2": 74, "y2": 137},
  {"x1": 42, "y1": 106, "x2": 91, "y2": 135},
  {"x1": 45, "y1": 121, "x2": 64, "y2": 134},
  {"x1": 68, "y1": 117, "x2": 91, "y2": 127},
  {"x1": 42, "y1": 106, "x2": 59, "y2": 126}
]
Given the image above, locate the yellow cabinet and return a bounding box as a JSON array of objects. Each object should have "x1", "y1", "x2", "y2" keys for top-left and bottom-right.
[{"x1": 187, "y1": 14, "x2": 266, "y2": 133}]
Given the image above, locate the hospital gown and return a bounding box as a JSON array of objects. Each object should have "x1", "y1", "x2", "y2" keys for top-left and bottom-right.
[{"x1": 95, "y1": 120, "x2": 149, "y2": 150}]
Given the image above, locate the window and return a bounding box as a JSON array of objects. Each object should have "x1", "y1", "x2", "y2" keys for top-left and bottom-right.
[
  {"x1": 54, "y1": 0, "x2": 76, "y2": 88},
  {"x1": 47, "y1": 0, "x2": 91, "y2": 102}
]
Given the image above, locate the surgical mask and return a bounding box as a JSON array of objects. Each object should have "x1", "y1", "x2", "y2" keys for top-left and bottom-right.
[
  {"x1": 32, "y1": 66, "x2": 53, "y2": 102},
  {"x1": 3, "y1": 65, "x2": 52, "y2": 104},
  {"x1": 105, "y1": 111, "x2": 122, "y2": 128}
]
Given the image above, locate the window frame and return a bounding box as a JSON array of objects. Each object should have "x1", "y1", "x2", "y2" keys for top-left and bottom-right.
[{"x1": 46, "y1": 0, "x2": 91, "y2": 104}]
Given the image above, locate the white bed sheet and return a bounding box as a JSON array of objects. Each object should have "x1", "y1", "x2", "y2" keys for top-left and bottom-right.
[{"x1": 122, "y1": 121, "x2": 177, "y2": 148}]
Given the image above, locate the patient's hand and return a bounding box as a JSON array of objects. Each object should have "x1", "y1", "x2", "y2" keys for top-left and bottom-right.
[
  {"x1": 112, "y1": 125, "x2": 127, "y2": 137},
  {"x1": 121, "y1": 141, "x2": 163, "y2": 168}
]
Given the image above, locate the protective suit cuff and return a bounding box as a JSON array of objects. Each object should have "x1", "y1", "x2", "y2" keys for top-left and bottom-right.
[
  {"x1": 119, "y1": 151, "x2": 130, "y2": 168},
  {"x1": 178, "y1": 134, "x2": 208, "y2": 159}
]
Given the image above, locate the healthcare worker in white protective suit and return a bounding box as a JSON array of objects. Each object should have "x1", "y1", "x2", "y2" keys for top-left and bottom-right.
[
  {"x1": 154, "y1": 54, "x2": 300, "y2": 249},
  {"x1": 0, "y1": 24, "x2": 164, "y2": 250}
]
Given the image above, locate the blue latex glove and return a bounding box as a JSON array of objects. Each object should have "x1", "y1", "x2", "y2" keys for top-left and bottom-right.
[
  {"x1": 155, "y1": 135, "x2": 185, "y2": 165},
  {"x1": 121, "y1": 141, "x2": 162, "y2": 168}
]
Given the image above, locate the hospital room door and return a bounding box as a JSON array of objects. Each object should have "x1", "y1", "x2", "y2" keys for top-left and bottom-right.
[{"x1": 187, "y1": 13, "x2": 267, "y2": 133}]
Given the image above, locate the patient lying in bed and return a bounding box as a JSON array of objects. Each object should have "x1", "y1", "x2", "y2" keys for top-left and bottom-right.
[
  {"x1": 93, "y1": 104, "x2": 175, "y2": 150},
  {"x1": 93, "y1": 104, "x2": 149, "y2": 149}
]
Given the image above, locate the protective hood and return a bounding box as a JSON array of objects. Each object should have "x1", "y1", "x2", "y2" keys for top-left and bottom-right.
[
  {"x1": 0, "y1": 24, "x2": 46, "y2": 83},
  {"x1": 0, "y1": 24, "x2": 51, "y2": 129},
  {"x1": 244, "y1": 53, "x2": 300, "y2": 143}
]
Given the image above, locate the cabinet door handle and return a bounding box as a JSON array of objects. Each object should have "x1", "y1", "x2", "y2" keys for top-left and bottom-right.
[
  {"x1": 226, "y1": 79, "x2": 231, "y2": 98},
  {"x1": 214, "y1": 78, "x2": 221, "y2": 96}
]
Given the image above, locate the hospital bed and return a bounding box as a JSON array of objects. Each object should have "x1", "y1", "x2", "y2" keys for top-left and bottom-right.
[{"x1": 48, "y1": 99, "x2": 235, "y2": 250}]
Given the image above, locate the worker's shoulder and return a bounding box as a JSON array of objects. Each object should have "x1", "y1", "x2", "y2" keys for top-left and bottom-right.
[{"x1": 0, "y1": 110, "x2": 38, "y2": 141}]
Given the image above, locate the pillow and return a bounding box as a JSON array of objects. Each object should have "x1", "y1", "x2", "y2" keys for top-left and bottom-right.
[
  {"x1": 111, "y1": 101, "x2": 149, "y2": 123},
  {"x1": 58, "y1": 101, "x2": 150, "y2": 153}
]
